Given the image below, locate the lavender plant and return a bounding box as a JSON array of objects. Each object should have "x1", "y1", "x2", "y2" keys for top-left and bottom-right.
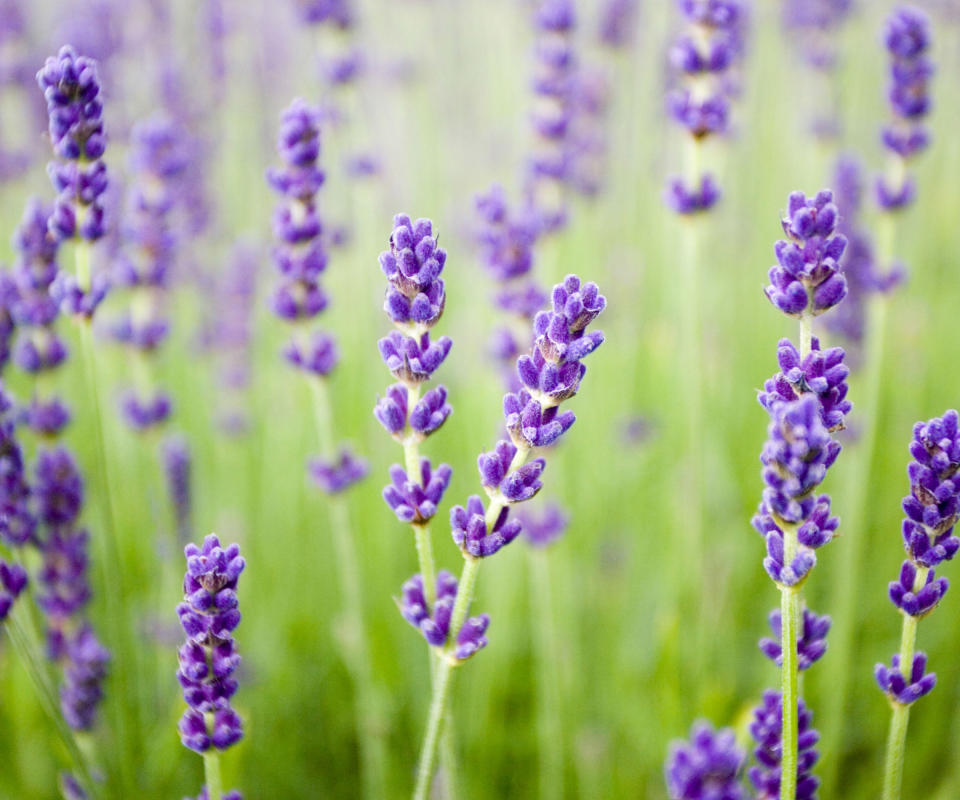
[
  {"x1": 176, "y1": 533, "x2": 245, "y2": 800},
  {"x1": 266, "y1": 97, "x2": 384, "y2": 797},
  {"x1": 405, "y1": 271, "x2": 606, "y2": 799},
  {"x1": 876, "y1": 411, "x2": 960, "y2": 800},
  {"x1": 665, "y1": 721, "x2": 747, "y2": 800}
]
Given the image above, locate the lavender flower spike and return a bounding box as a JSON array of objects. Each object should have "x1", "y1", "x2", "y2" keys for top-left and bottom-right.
[
  {"x1": 398, "y1": 571, "x2": 489, "y2": 661},
  {"x1": 749, "y1": 690, "x2": 820, "y2": 800},
  {"x1": 176, "y1": 533, "x2": 245, "y2": 753},
  {"x1": 765, "y1": 191, "x2": 847, "y2": 318},
  {"x1": 759, "y1": 607, "x2": 830, "y2": 671},
  {"x1": 665, "y1": 721, "x2": 746, "y2": 800}
]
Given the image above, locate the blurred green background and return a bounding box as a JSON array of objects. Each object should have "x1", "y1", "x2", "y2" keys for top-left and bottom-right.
[{"x1": 0, "y1": 0, "x2": 959, "y2": 797}]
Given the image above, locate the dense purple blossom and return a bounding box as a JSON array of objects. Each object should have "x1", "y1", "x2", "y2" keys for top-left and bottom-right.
[
  {"x1": 759, "y1": 607, "x2": 830, "y2": 670},
  {"x1": 749, "y1": 690, "x2": 820, "y2": 800},
  {"x1": 382, "y1": 460, "x2": 452, "y2": 525},
  {"x1": 399, "y1": 571, "x2": 490, "y2": 660},
  {"x1": 875, "y1": 652, "x2": 936, "y2": 705},
  {"x1": 765, "y1": 191, "x2": 847, "y2": 318},
  {"x1": 758, "y1": 337, "x2": 850, "y2": 432},
  {"x1": 379, "y1": 214, "x2": 447, "y2": 333},
  {"x1": 450, "y1": 495, "x2": 524, "y2": 558},
  {"x1": 889, "y1": 560, "x2": 947, "y2": 617},
  {"x1": 176, "y1": 534, "x2": 245, "y2": 753},
  {"x1": 665, "y1": 721, "x2": 746, "y2": 800},
  {"x1": 37, "y1": 46, "x2": 109, "y2": 243}
]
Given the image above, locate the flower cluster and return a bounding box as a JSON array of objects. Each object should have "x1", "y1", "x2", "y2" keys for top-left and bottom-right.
[
  {"x1": 399, "y1": 572, "x2": 489, "y2": 661},
  {"x1": 375, "y1": 214, "x2": 453, "y2": 523},
  {"x1": 782, "y1": 0, "x2": 853, "y2": 72},
  {"x1": 452, "y1": 274, "x2": 605, "y2": 559},
  {"x1": 754, "y1": 396, "x2": 840, "y2": 587},
  {"x1": 764, "y1": 190, "x2": 847, "y2": 318},
  {"x1": 748, "y1": 690, "x2": 820, "y2": 800},
  {"x1": 758, "y1": 337, "x2": 851, "y2": 432},
  {"x1": 665, "y1": 0, "x2": 746, "y2": 214},
  {"x1": 36, "y1": 45, "x2": 108, "y2": 243},
  {"x1": 110, "y1": 114, "x2": 190, "y2": 431},
  {"x1": 267, "y1": 99, "x2": 366, "y2": 494},
  {"x1": 0, "y1": 390, "x2": 37, "y2": 547},
  {"x1": 7, "y1": 199, "x2": 72, "y2": 436},
  {"x1": 176, "y1": 534, "x2": 245, "y2": 753},
  {"x1": 759, "y1": 607, "x2": 830, "y2": 671},
  {"x1": 33, "y1": 446, "x2": 109, "y2": 730},
  {"x1": 876, "y1": 410, "x2": 960, "y2": 707},
  {"x1": 877, "y1": 7, "x2": 933, "y2": 210},
  {"x1": 665, "y1": 721, "x2": 746, "y2": 800},
  {"x1": 526, "y1": 0, "x2": 577, "y2": 232}
]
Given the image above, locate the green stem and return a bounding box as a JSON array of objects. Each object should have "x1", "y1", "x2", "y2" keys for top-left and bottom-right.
[
  {"x1": 203, "y1": 750, "x2": 223, "y2": 800},
  {"x1": 780, "y1": 581, "x2": 800, "y2": 800},
  {"x1": 307, "y1": 377, "x2": 385, "y2": 799},
  {"x1": 799, "y1": 313, "x2": 812, "y2": 360},
  {"x1": 413, "y1": 655, "x2": 453, "y2": 800},
  {"x1": 530, "y1": 549, "x2": 563, "y2": 800},
  {"x1": 881, "y1": 568, "x2": 925, "y2": 800},
  {"x1": 75, "y1": 243, "x2": 135, "y2": 792}
]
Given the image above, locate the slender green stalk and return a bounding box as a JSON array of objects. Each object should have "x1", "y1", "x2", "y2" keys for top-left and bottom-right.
[
  {"x1": 529, "y1": 549, "x2": 563, "y2": 800},
  {"x1": 413, "y1": 656, "x2": 454, "y2": 800},
  {"x1": 203, "y1": 750, "x2": 224, "y2": 800},
  {"x1": 74, "y1": 242, "x2": 136, "y2": 792},
  {"x1": 881, "y1": 567, "x2": 925, "y2": 800},
  {"x1": 307, "y1": 376, "x2": 385, "y2": 799},
  {"x1": 779, "y1": 571, "x2": 800, "y2": 800}
]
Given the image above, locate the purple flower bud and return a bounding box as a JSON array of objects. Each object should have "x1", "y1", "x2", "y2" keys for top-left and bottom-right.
[
  {"x1": 177, "y1": 534, "x2": 245, "y2": 753},
  {"x1": 283, "y1": 331, "x2": 338, "y2": 376},
  {"x1": 875, "y1": 652, "x2": 936, "y2": 705},
  {"x1": 748, "y1": 690, "x2": 820, "y2": 800},
  {"x1": 49, "y1": 270, "x2": 109, "y2": 320},
  {"x1": 36, "y1": 46, "x2": 109, "y2": 244},
  {"x1": 378, "y1": 331, "x2": 452, "y2": 385},
  {"x1": 308, "y1": 448, "x2": 368, "y2": 494},
  {"x1": 37, "y1": 526, "x2": 91, "y2": 621},
  {"x1": 34, "y1": 446, "x2": 84, "y2": 528},
  {"x1": 517, "y1": 504, "x2": 569, "y2": 548},
  {"x1": 759, "y1": 607, "x2": 830, "y2": 670},
  {"x1": 504, "y1": 389, "x2": 576, "y2": 448},
  {"x1": 889, "y1": 560, "x2": 947, "y2": 617},
  {"x1": 382, "y1": 460, "x2": 452, "y2": 525},
  {"x1": 665, "y1": 721, "x2": 746, "y2": 800},
  {"x1": 379, "y1": 214, "x2": 448, "y2": 331},
  {"x1": 450, "y1": 496, "x2": 523, "y2": 558},
  {"x1": 765, "y1": 190, "x2": 848, "y2": 318},
  {"x1": 758, "y1": 337, "x2": 851, "y2": 432},
  {"x1": 665, "y1": 174, "x2": 721, "y2": 215},
  {"x1": 119, "y1": 390, "x2": 172, "y2": 431},
  {"x1": 478, "y1": 440, "x2": 546, "y2": 503},
  {"x1": 409, "y1": 385, "x2": 451, "y2": 438}
]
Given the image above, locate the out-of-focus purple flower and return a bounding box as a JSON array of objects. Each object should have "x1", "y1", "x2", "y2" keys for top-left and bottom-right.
[
  {"x1": 475, "y1": 186, "x2": 538, "y2": 284},
  {"x1": 875, "y1": 652, "x2": 936, "y2": 705},
  {"x1": 60, "y1": 625, "x2": 109, "y2": 730},
  {"x1": 664, "y1": 721, "x2": 746, "y2": 800},
  {"x1": 58, "y1": 772, "x2": 88, "y2": 800},
  {"x1": 782, "y1": 0, "x2": 853, "y2": 73},
  {"x1": 877, "y1": 7, "x2": 933, "y2": 209},
  {"x1": 517, "y1": 503, "x2": 569, "y2": 548},
  {"x1": 119, "y1": 390, "x2": 172, "y2": 431},
  {"x1": 163, "y1": 434, "x2": 192, "y2": 543},
  {"x1": 765, "y1": 190, "x2": 847, "y2": 318},
  {"x1": 0, "y1": 559, "x2": 28, "y2": 622},
  {"x1": 297, "y1": 0, "x2": 353, "y2": 27},
  {"x1": 0, "y1": 396, "x2": 36, "y2": 547},
  {"x1": 399, "y1": 571, "x2": 490, "y2": 660},
  {"x1": 759, "y1": 607, "x2": 830, "y2": 670},
  {"x1": 37, "y1": 46, "x2": 109, "y2": 244},
  {"x1": 758, "y1": 337, "x2": 851, "y2": 432},
  {"x1": 665, "y1": 175, "x2": 721, "y2": 215},
  {"x1": 748, "y1": 690, "x2": 820, "y2": 800},
  {"x1": 34, "y1": 447, "x2": 84, "y2": 528},
  {"x1": 185, "y1": 788, "x2": 243, "y2": 800},
  {"x1": 176, "y1": 533, "x2": 245, "y2": 753},
  {"x1": 598, "y1": 0, "x2": 639, "y2": 48},
  {"x1": 382, "y1": 460, "x2": 452, "y2": 525},
  {"x1": 309, "y1": 448, "x2": 368, "y2": 494},
  {"x1": 37, "y1": 526, "x2": 91, "y2": 625}
]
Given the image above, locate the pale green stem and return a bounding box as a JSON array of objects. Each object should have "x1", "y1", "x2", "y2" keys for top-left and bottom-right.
[
  {"x1": 821, "y1": 211, "x2": 895, "y2": 792},
  {"x1": 413, "y1": 655, "x2": 454, "y2": 800},
  {"x1": 412, "y1": 447, "x2": 532, "y2": 795},
  {"x1": 799, "y1": 313, "x2": 812, "y2": 360},
  {"x1": 74, "y1": 243, "x2": 135, "y2": 791},
  {"x1": 530, "y1": 549, "x2": 563, "y2": 800},
  {"x1": 401, "y1": 383, "x2": 437, "y2": 610},
  {"x1": 307, "y1": 377, "x2": 385, "y2": 799},
  {"x1": 881, "y1": 567, "x2": 926, "y2": 800},
  {"x1": 778, "y1": 519, "x2": 800, "y2": 800},
  {"x1": 203, "y1": 750, "x2": 223, "y2": 800}
]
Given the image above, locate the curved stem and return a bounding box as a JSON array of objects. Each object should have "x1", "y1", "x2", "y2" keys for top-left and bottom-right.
[
  {"x1": 203, "y1": 750, "x2": 223, "y2": 800},
  {"x1": 413, "y1": 656, "x2": 453, "y2": 800}
]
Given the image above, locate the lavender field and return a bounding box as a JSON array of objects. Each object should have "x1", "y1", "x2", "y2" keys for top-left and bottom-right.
[{"x1": 0, "y1": 1, "x2": 959, "y2": 798}]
